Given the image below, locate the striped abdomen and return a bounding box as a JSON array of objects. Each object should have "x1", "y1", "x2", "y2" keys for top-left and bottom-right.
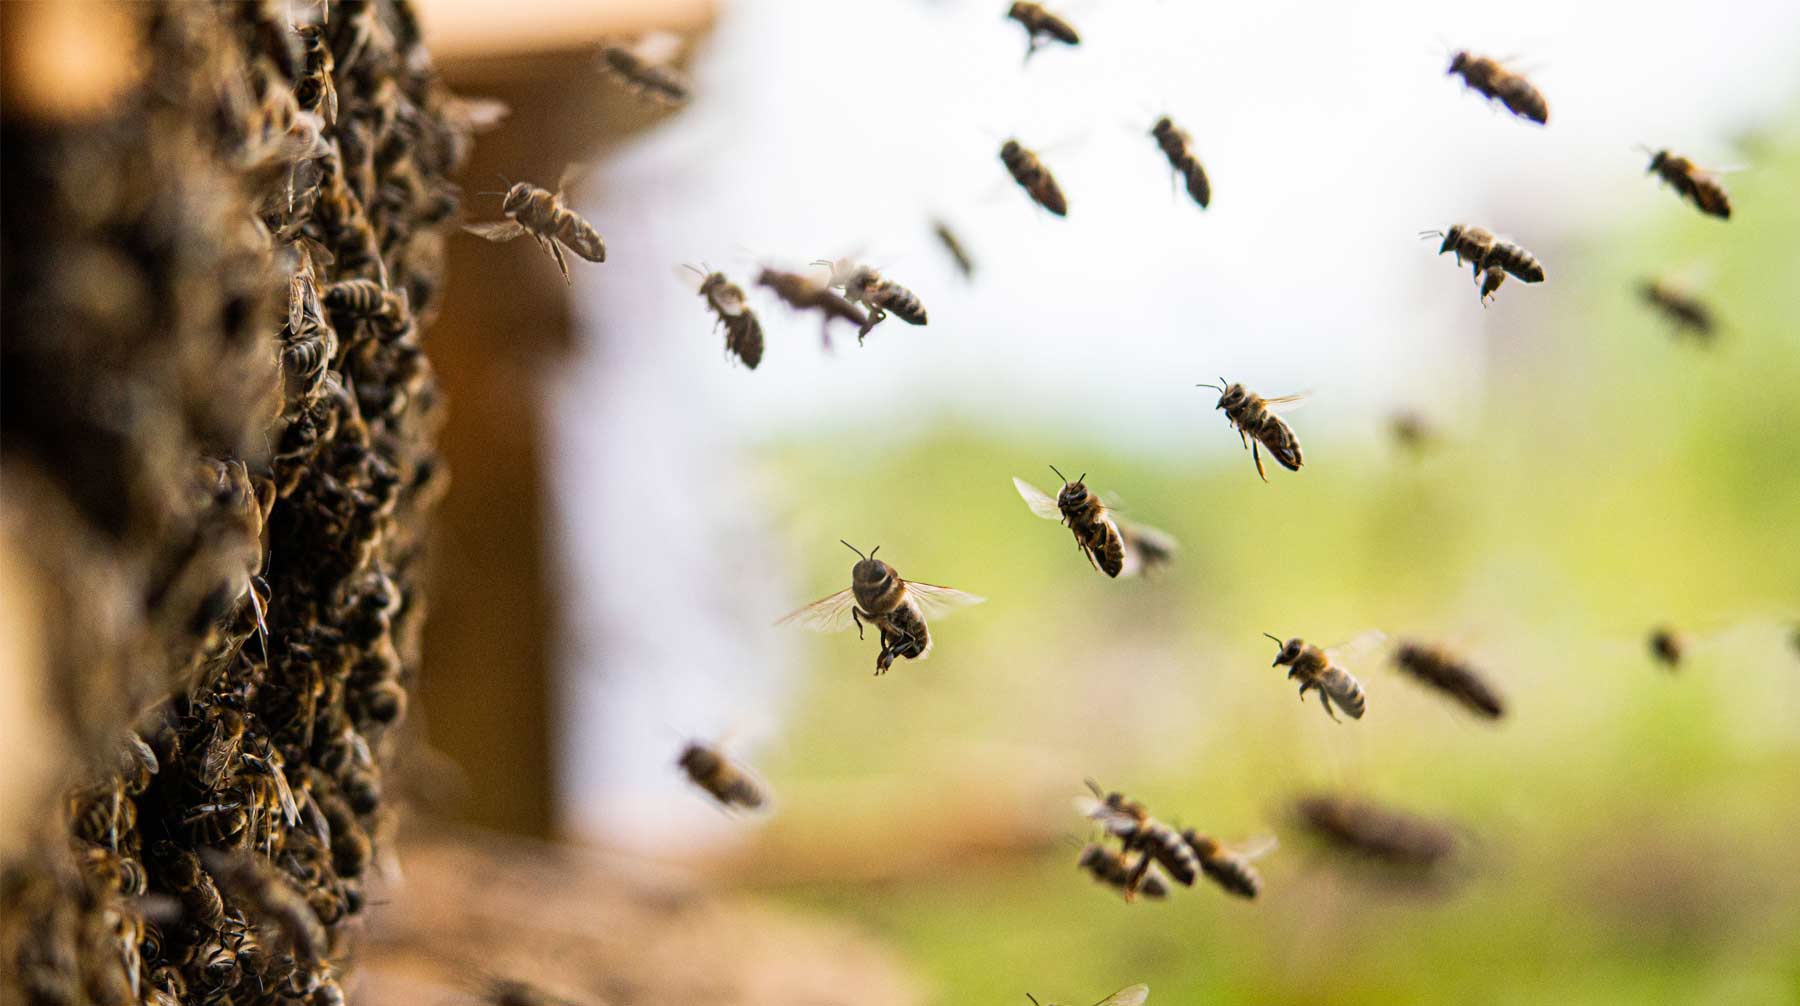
[
  {"x1": 1000, "y1": 141, "x2": 1068, "y2": 216},
  {"x1": 1152, "y1": 118, "x2": 1210, "y2": 208},
  {"x1": 1251, "y1": 412, "x2": 1304, "y2": 471},
  {"x1": 870, "y1": 280, "x2": 927, "y2": 325},
  {"x1": 1126, "y1": 821, "x2": 1199, "y2": 887},
  {"x1": 1318, "y1": 665, "x2": 1367, "y2": 719},
  {"x1": 1484, "y1": 240, "x2": 1545, "y2": 283},
  {"x1": 1185, "y1": 833, "x2": 1262, "y2": 899}
]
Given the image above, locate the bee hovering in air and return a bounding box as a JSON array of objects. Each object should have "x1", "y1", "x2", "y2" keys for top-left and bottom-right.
[
  {"x1": 1076, "y1": 780, "x2": 1199, "y2": 898},
  {"x1": 1421, "y1": 224, "x2": 1546, "y2": 286},
  {"x1": 1392, "y1": 640, "x2": 1506, "y2": 720},
  {"x1": 1290, "y1": 793, "x2": 1460, "y2": 873},
  {"x1": 1181, "y1": 830, "x2": 1277, "y2": 899},
  {"x1": 1000, "y1": 139, "x2": 1069, "y2": 217},
  {"x1": 931, "y1": 218, "x2": 976, "y2": 280},
  {"x1": 1006, "y1": 3, "x2": 1080, "y2": 63},
  {"x1": 816, "y1": 258, "x2": 929, "y2": 339},
  {"x1": 1198, "y1": 379, "x2": 1305, "y2": 482},
  {"x1": 1013, "y1": 467, "x2": 1178, "y2": 578},
  {"x1": 464, "y1": 172, "x2": 606, "y2": 285},
  {"x1": 1638, "y1": 278, "x2": 1717, "y2": 342},
  {"x1": 1026, "y1": 985, "x2": 1150, "y2": 1006},
  {"x1": 677, "y1": 741, "x2": 767, "y2": 810},
  {"x1": 1150, "y1": 117, "x2": 1209, "y2": 208},
  {"x1": 1643, "y1": 149, "x2": 1732, "y2": 219},
  {"x1": 683, "y1": 264, "x2": 763, "y2": 368},
  {"x1": 1077, "y1": 844, "x2": 1170, "y2": 901},
  {"x1": 1445, "y1": 50, "x2": 1547, "y2": 125},
  {"x1": 598, "y1": 33, "x2": 691, "y2": 106},
  {"x1": 1648, "y1": 626, "x2": 1685, "y2": 670},
  {"x1": 1264, "y1": 632, "x2": 1377, "y2": 722},
  {"x1": 777, "y1": 541, "x2": 984, "y2": 674},
  {"x1": 756, "y1": 267, "x2": 871, "y2": 349}
]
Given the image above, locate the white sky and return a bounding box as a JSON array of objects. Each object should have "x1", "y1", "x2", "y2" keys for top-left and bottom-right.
[{"x1": 549, "y1": 0, "x2": 1800, "y2": 850}]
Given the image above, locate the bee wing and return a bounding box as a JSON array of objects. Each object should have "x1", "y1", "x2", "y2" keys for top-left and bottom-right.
[
  {"x1": 271, "y1": 766, "x2": 300, "y2": 827},
  {"x1": 1232, "y1": 834, "x2": 1280, "y2": 861},
  {"x1": 774, "y1": 587, "x2": 860, "y2": 633},
  {"x1": 711, "y1": 283, "x2": 748, "y2": 317},
  {"x1": 1013, "y1": 478, "x2": 1064, "y2": 520},
  {"x1": 1325, "y1": 629, "x2": 1390, "y2": 667},
  {"x1": 463, "y1": 220, "x2": 527, "y2": 242},
  {"x1": 1261, "y1": 392, "x2": 1311, "y2": 412},
  {"x1": 444, "y1": 95, "x2": 510, "y2": 133},
  {"x1": 902, "y1": 581, "x2": 986, "y2": 619},
  {"x1": 1073, "y1": 796, "x2": 1140, "y2": 836},
  {"x1": 629, "y1": 30, "x2": 686, "y2": 65},
  {"x1": 1117, "y1": 519, "x2": 1179, "y2": 577},
  {"x1": 1094, "y1": 984, "x2": 1150, "y2": 1006}
]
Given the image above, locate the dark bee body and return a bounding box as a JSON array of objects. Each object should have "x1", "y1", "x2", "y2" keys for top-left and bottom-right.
[
  {"x1": 757, "y1": 268, "x2": 871, "y2": 347},
  {"x1": 677, "y1": 742, "x2": 767, "y2": 810},
  {"x1": 1393, "y1": 641, "x2": 1505, "y2": 719},
  {"x1": 1078, "y1": 844, "x2": 1170, "y2": 900},
  {"x1": 323, "y1": 278, "x2": 403, "y2": 321},
  {"x1": 1181, "y1": 830, "x2": 1263, "y2": 899},
  {"x1": 778, "y1": 541, "x2": 983, "y2": 674},
  {"x1": 1007, "y1": 2, "x2": 1080, "y2": 62},
  {"x1": 1266, "y1": 635, "x2": 1367, "y2": 722},
  {"x1": 599, "y1": 43, "x2": 691, "y2": 105},
  {"x1": 1015, "y1": 470, "x2": 1176, "y2": 578},
  {"x1": 1427, "y1": 224, "x2": 1545, "y2": 284},
  {"x1": 464, "y1": 181, "x2": 606, "y2": 285},
  {"x1": 1646, "y1": 150, "x2": 1731, "y2": 219},
  {"x1": 1151, "y1": 117, "x2": 1210, "y2": 208},
  {"x1": 932, "y1": 219, "x2": 976, "y2": 279},
  {"x1": 692, "y1": 268, "x2": 763, "y2": 368},
  {"x1": 202, "y1": 849, "x2": 328, "y2": 966},
  {"x1": 161, "y1": 845, "x2": 228, "y2": 932},
  {"x1": 844, "y1": 266, "x2": 928, "y2": 338},
  {"x1": 293, "y1": 24, "x2": 338, "y2": 125},
  {"x1": 1291, "y1": 793, "x2": 1458, "y2": 870},
  {"x1": 1000, "y1": 139, "x2": 1068, "y2": 216},
  {"x1": 1479, "y1": 265, "x2": 1506, "y2": 305},
  {"x1": 1200, "y1": 380, "x2": 1304, "y2": 481},
  {"x1": 1447, "y1": 51, "x2": 1547, "y2": 124},
  {"x1": 1649, "y1": 626, "x2": 1684, "y2": 669},
  {"x1": 1639, "y1": 279, "x2": 1717, "y2": 341},
  {"x1": 1080, "y1": 782, "x2": 1200, "y2": 894}
]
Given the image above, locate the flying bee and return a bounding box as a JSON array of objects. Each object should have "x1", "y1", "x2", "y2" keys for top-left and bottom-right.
[
  {"x1": 1076, "y1": 780, "x2": 1199, "y2": 896},
  {"x1": 1000, "y1": 139, "x2": 1068, "y2": 216},
  {"x1": 464, "y1": 175, "x2": 606, "y2": 285},
  {"x1": 598, "y1": 34, "x2": 691, "y2": 106},
  {"x1": 756, "y1": 268, "x2": 872, "y2": 348},
  {"x1": 1264, "y1": 632, "x2": 1376, "y2": 722},
  {"x1": 1077, "y1": 844, "x2": 1170, "y2": 901},
  {"x1": 677, "y1": 741, "x2": 767, "y2": 810},
  {"x1": 1007, "y1": 3, "x2": 1081, "y2": 63},
  {"x1": 1180, "y1": 830, "x2": 1276, "y2": 899},
  {"x1": 932, "y1": 218, "x2": 976, "y2": 280},
  {"x1": 1644, "y1": 149, "x2": 1732, "y2": 219},
  {"x1": 1013, "y1": 467, "x2": 1178, "y2": 578},
  {"x1": 1150, "y1": 117, "x2": 1209, "y2": 208},
  {"x1": 1197, "y1": 379, "x2": 1305, "y2": 482},
  {"x1": 1027, "y1": 984, "x2": 1150, "y2": 1006},
  {"x1": 1639, "y1": 278, "x2": 1717, "y2": 341},
  {"x1": 1648, "y1": 626, "x2": 1684, "y2": 669},
  {"x1": 817, "y1": 258, "x2": 929, "y2": 339},
  {"x1": 293, "y1": 24, "x2": 338, "y2": 124},
  {"x1": 777, "y1": 541, "x2": 985, "y2": 674},
  {"x1": 682, "y1": 264, "x2": 763, "y2": 368},
  {"x1": 1290, "y1": 793, "x2": 1459, "y2": 871},
  {"x1": 1421, "y1": 224, "x2": 1545, "y2": 284},
  {"x1": 1392, "y1": 640, "x2": 1505, "y2": 720},
  {"x1": 1446, "y1": 50, "x2": 1547, "y2": 124}
]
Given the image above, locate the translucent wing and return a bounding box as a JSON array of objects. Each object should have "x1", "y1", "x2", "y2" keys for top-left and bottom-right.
[
  {"x1": 1013, "y1": 477, "x2": 1063, "y2": 520},
  {"x1": 1095, "y1": 984, "x2": 1150, "y2": 1006},
  {"x1": 1325, "y1": 629, "x2": 1389, "y2": 667},
  {"x1": 903, "y1": 582, "x2": 986, "y2": 619},
  {"x1": 774, "y1": 587, "x2": 859, "y2": 633},
  {"x1": 1072, "y1": 796, "x2": 1139, "y2": 836},
  {"x1": 1261, "y1": 392, "x2": 1310, "y2": 413},
  {"x1": 444, "y1": 95, "x2": 510, "y2": 132},
  {"x1": 1117, "y1": 519, "x2": 1179, "y2": 578},
  {"x1": 464, "y1": 220, "x2": 527, "y2": 242},
  {"x1": 1232, "y1": 834, "x2": 1279, "y2": 861}
]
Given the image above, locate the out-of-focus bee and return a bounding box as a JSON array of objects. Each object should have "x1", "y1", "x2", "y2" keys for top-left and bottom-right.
[
  {"x1": 1000, "y1": 139, "x2": 1068, "y2": 216},
  {"x1": 932, "y1": 218, "x2": 975, "y2": 280},
  {"x1": 317, "y1": 788, "x2": 372, "y2": 879},
  {"x1": 79, "y1": 846, "x2": 148, "y2": 897},
  {"x1": 293, "y1": 24, "x2": 338, "y2": 125},
  {"x1": 202, "y1": 849, "x2": 328, "y2": 965},
  {"x1": 756, "y1": 268, "x2": 872, "y2": 348},
  {"x1": 817, "y1": 258, "x2": 929, "y2": 339},
  {"x1": 683, "y1": 264, "x2": 763, "y2": 369},
  {"x1": 199, "y1": 704, "x2": 248, "y2": 790},
  {"x1": 1077, "y1": 843, "x2": 1170, "y2": 901},
  {"x1": 1197, "y1": 379, "x2": 1305, "y2": 482},
  {"x1": 1076, "y1": 780, "x2": 1199, "y2": 896},
  {"x1": 677, "y1": 741, "x2": 767, "y2": 810},
  {"x1": 323, "y1": 277, "x2": 408, "y2": 326},
  {"x1": 1290, "y1": 793, "x2": 1459, "y2": 871},
  {"x1": 1013, "y1": 467, "x2": 1178, "y2": 578},
  {"x1": 1026, "y1": 984, "x2": 1150, "y2": 1006},
  {"x1": 162, "y1": 844, "x2": 228, "y2": 932},
  {"x1": 464, "y1": 177, "x2": 606, "y2": 285},
  {"x1": 69, "y1": 783, "x2": 134, "y2": 850},
  {"x1": 1648, "y1": 626, "x2": 1684, "y2": 669},
  {"x1": 117, "y1": 728, "x2": 160, "y2": 796},
  {"x1": 777, "y1": 541, "x2": 985, "y2": 674},
  {"x1": 598, "y1": 34, "x2": 691, "y2": 106},
  {"x1": 1007, "y1": 3, "x2": 1080, "y2": 63},
  {"x1": 1422, "y1": 224, "x2": 1546, "y2": 285},
  {"x1": 1446, "y1": 50, "x2": 1547, "y2": 124},
  {"x1": 1180, "y1": 830, "x2": 1275, "y2": 899},
  {"x1": 1392, "y1": 640, "x2": 1505, "y2": 720},
  {"x1": 479, "y1": 976, "x2": 585, "y2": 1006},
  {"x1": 1264, "y1": 633, "x2": 1375, "y2": 722},
  {"x1": 1639, "y1": 278, "x2": 1717, "y2": 341},
  {"x1": 1644, "y1": 149, "x2": 1732, "y2": 219},
  {"x1": 1150, "y1": 117, "x2": 1209, "y2": 208},
  {"x1": 1389, "y1": 411, "x2": 1434, "y2": 454}
]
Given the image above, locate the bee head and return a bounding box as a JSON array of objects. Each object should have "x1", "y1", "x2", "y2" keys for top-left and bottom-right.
[
  {"x1": 1076, "y1": 844, "x2": 1106, "y2": 868},
  {"x1": 1265, "y1": 632, "x2": 1303, "y2": 666},
  {"x1": 677, "y1": 743, "x2": 717, "y2": 774},
  {"x1": 1000, "y1": 138, "x2": 1021, "y2": 159},
  {"x1": 1008, "y1": 2, "x2": 1030, "y2": 19},
  {"x1": 1447, "y1": 50, "x2": 1469, "y2": 74},
  {"x1": 501, "y1": 181, "x2": 533, "y2": 214},
  {"x1": 842, "y1": 540, "x2": 891, "y2": 588},
  {"x1": 1151, "y1": 116, "x2": 1174, "y2": 138},
  {"x1": 1048, "y1": 464, "x2": 1087, "y2": 503},
  {"x1": 1198, "y1": 378, "x2": 1242, "y2": 410},
  {"x1": 1438, "y1": 224, "x2": 1463, "y2": 255},
  {"x1": 1646, "y1": 149, "x2": 1668, "y2": 173}
]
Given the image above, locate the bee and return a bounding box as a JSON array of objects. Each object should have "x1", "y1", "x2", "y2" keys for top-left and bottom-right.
[
  {"x1": 683, "y1": 265, "x2": 763, "y2": 369},
  {"x1": 464, "y1": 177, "x2": 606, "y2": 285},
  {"x1": 161, "y1": 845, "x2": 228, "y2": 932},
  {"x1": 1077, "y1": 780, "x2": 1200, "y2": 895},
  {"x1": 817, "y1": 259, "x2": 929, "y2": 339},
  {"x1": 1007, "y1": 3, "x2": 1081, "y2": 63},
  {"x1": 1264, "y1": 633, "x2": 1372, "y2": 722},
  {"x1": 598, "y1": 35, "x2": 691, "y2": 106},
  {"x1": 1013, "y1": 467, "x2": 1178, "y2": 578},
  {"x1": 323, "y1": 278, "x2": 407, "y2": 324},
  {"x1": 1150, "y1": 117, "x2": 1209, "y2": 208},
  {"x1": 1000, "y1": 139, "x2": 1068, "y2": 216},
  {"x1": 1644, "y1": 149, "x2": 1732, "y2": 219},
  {"x1": 145, "y1": 964, "x2": 187, "y2": 1006},
  {"x1": 198, "y1": 705, "x2": 248, "y2": 791},
  {"x1": 1077, "y1": 843, "x2": 1171, "y2": 901},
  {"x1": 755, "y1": 268, "x2": 872, "y2": 348},
  {"x1": 318, "y1": 790, "x2": 372, "y2": 879},
  {"x1": 1290, "y1": 793, "x2": 1459, "y2": 870},
  {"x1": 1422, "y1": 224, "x2": 1546, "y2": 285},
  {"x1": 1392, "y1": 641, "x2": 1505, "y2": 719},
  {"x1": 1389, "y1": 411, "x2": 1434, "y2": 454},
  {"x1": 1180, "y1": 830, "x2": 1275, "y2": 899},
  {"x1": 69, "y1": 782, "x2": 134, "y2": 850},
  {"x1": 202, "y1": 849, "x2": 328, "y2": 965},
  {"x1": 1026, "y1": 984, "x2": 1150, "y2": 1006},
  {"x1": 185, "y1": 799, "x2": 251, "y2": 848},
  {"x1": 1197, "y1": 379, "x2": 1305, "y2": 482},
  {"x1": 677, "y1": 741, "x2": 767, "y2": 810},
  {"x1": 932, "y1": 218, "x2": 975, "y2": 280},
  {"x1": 1446, "y1": 50, "x2": 1547, "y2": 124},
  {"x1": 293, "y1": 24, "x2": 338, "y2": 125},
  {"x1": 1648, "y1": 626, "x2": 1684, "y2": 669},
  {"x1": 1639, "y1": 278, "x2": 1717, "y2": 341},
  {"x1": 777, "y1": 540, "x2": 985, "y2": 674},
  {"x1": 79, "y1": 846, "x2": 148, "y2": 897}
]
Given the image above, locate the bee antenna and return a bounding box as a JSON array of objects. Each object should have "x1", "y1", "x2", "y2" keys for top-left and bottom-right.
[
  {"x1": 681, "y1": 262, "x2": 705, "y2": 278},
  {"x1": 870, "y1": 546, "x2": 880, "y2": 559},
  {"x1": 1077, "y1": 472, "x2": 1086, "y2": 483},
  {"x1": 1196, "y1": 382, "x2": 1223, "y2": 392},
  {"x1": 1084, "y1": 777, "x2": 1104, "y2": 798},
  {"x1": 1026, "y1": 996, "x2": 1041, "y2": 1006},
  {"x1": 1263, "y1": 632, "x2": 1284, "y2": 645},
  {"x1": 1048, "y1": 464, "x2": 1067, "y2": 483},
  {"x1": 1417, "y1": 229, "x2": 1445, "y2": 240},
  {"x1": 840, "y1": 540, "x2": 866, "y2": 560}
]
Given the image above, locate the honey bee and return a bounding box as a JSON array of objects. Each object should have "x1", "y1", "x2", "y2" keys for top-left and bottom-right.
[
  {"x1": 479, "y1": 976, "x2": 586, "y2": 1006},
  {"x1": 817, "y1": 259, "x2": 929, "y2": 339},
  {"x1": 1180, "y1": 830, "x2": 1276, "y2": 899},
  {"x1": 1000, "y1": 139, "x2": 1068, "y2": 216},
  {"x1": 683, "y1": 265, "x2": 763, "y2": 368},
  {"x1": 1422, "y1": 224, "x2": 1546, "y2": 285},
  {"x1": 1007, "y1": 3, "x2": 1081, "y2": 63},
  {"x1": 162, "y1": 844, "x2": 228, "y2": 931},
  {"x1": 777, "y1": 541, "x2": 985, "y2": 674},
  {"x1": 1446, "y1": 50, "x2": 1547, "y2": 124},
  {"x1": 323, "y1": 278, "x2": 407, "y2": 324},
  {"x1": 677, "y1": 741, "x2": 768, "y2": 810},
  {"x1": 598, "y1": 35, "x2": 691, "y2": 106},
  {"x1": 1026, "y1": 984, "x2": 1150, "y2": 1006},
  {"x1": 1076, "y1": 780, "x2": 1199, "y2": 896},
  {"x1": 1013, "y1": 467, "x2": 1178, "y2": 578},
  {"x1": 69, "y1": 782, "x2": 133, "y2": 850},
  {"x1": 80, "y1": 846, "x2": 148, "y2": 897},
  {"x1": 1639, "y1": 278, "x2": 1717, "y2": 341},
  {"x1": 464, "y1": 176, "x2": 606, "y2": 285},
  {"x1": 1648, "y1": 626, "x2": 1684, "y2": 669},
  {"x1": 1290, "y1": 793, "x2": 1459, "y2": 871},
  {"x1": 318, "y1": 791, "x2": 372, "y2": 879},
  {"x1": 1077, "y1": 844, "x2": 1170, "y2": 901},
  {"x1": 202, "y1": 849, "x2": 328, "y2": 965},
  {"x1": 932, "y1": 218, "x2": 976, "y2": 280},
  {"x1": 1264, "y1": 633, "x2": 1374, "y2": 722},
  {"x1": 293, "y1": 24, "x2": 338, "y2": 125},
  {"x1": 756, "y1": 268, "x2": 871, "y2": 348},
  {"x1": 199, "y1": 705, "x2": 247, "y2": 790},
  {"x1": 1644, "y1": 149, "x2": 1732, "y2": 219},
  {"x1": 1150, "y1": 117, "x2": 1209, "y2": 208},
  {"x1": 1197, "y1": 379, "x2": 1305, "y2": 482},
  {"x1": 1392, "y1": 641, "x2": 1505, "y2": 720}
]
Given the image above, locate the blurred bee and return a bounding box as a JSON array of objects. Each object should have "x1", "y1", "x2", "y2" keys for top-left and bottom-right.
[
  {"x1": 198, "y1": 704, "x2": 247, "y2": 790},
  {"x1": 1264, "y1": 633, "x2": 1373, "y2": 722},
  {"x1": 777, "y1": 541, "x2": 985, "y2": 674},
  {"x1": 79, "y1": 846, "x2": 148, "y2": 897},
  {"x1": 293, "y1": 24, "x2": 338, "y2": 124},
  {"x1": 162, "y1": 844, "x2": 228, "y2": 932},
  {"x1": 817, "y1": 258, "x2": 930, "y2": 339},
  {"x1": 323, "y1": 278, "x2": 408, "y2": 326},
  {"x1": 1013, "y1": 467, "x2": 1177, "y2": 578},
  {"x1": 1422, "y1": 224, "x2": 1546, "y2": 285},
  {"x1": 1644, "y1": 149, "x2": 1732, "y2": 219},
  {"x1": 318, "y1": 789, "x2": 372, "y2": 879},
  {"x1": 69, "y1": 782, "x2": 134, "y2": 850},
  {"x1": 1007, "y1": 3, "x2": 1081, "y2": 63},
  {"x1": 1392, "y1": 640, "x2": 1505, "y2": 720},
  {"x1": 464, "y1": 176, "x2": 607, "y2": 285},
  {"x1": 1197, "y1": 379, "x2": 1305, "y2": 482},
  {"x1": 756, "y1": 268, "x2": 872, "y2": 348},
  {"x1": 479, "y1": 975, "x2": 586, "y2": 1006},
  {"x1": 1077, "y1": 780, "x2": 1199, "y2": 896},
  {"x1": 1638, "y1": 278, "x2": 1717, "y2": 342},
  {"x1": 932, "y1": 218, "x2": 976, "y2": 280},
  {"x1": 599, "y1": 34, "x2": 691, "y2": 106},
  {"x1": 1648, "y1": 626, "x2": 1684, "y2": 669},
  {"x1": 677, "y1": 741, "x2": 767, "y2": 810},
  {"x1": 1000, "y1": 139, "x2": 1068, "y2": 216},
  {"x1": 1290, "y1": 793, "x2": 1459, "y2": 871},
  {"x1": 1150, "y1": 117, "x2": 1209, "y2": 208},
  {"x1": 683, "y1": 265, "x2": 763, "y2": 369},
  {"x1": 1026, "y1": 984, "x2": 1150, "y2": 1006},
  {"x1": 202, "y1": 849, "x2": 328, "y2": 965},
  {"x1": 1181, "y1": 830, "x2": 1275, "y2": 899},
  {"x1": 1389, "y1": 411, "x2": 1434, "y2": 454},
  {"x1": 1446, "y1": 50, "x2": 1547, "y2": 124},
  {"x1": 1077, "y1": 843, "x2": 1170, "y2": 901}
]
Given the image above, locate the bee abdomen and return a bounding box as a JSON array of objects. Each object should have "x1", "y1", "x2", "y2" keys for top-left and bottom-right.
[
  {"x1": 724, "y1": 311, "x2": 763, "y2": 369},
  {"x1": 1323, "y1": 669, "x2": 1367, "y2": 719},
  {"x1": 1135, "y1": 824, "x2": 1199, "y2": 886},
  {"x1": 1258, "y1": 419, "x2": 1304, "y2": 471},
  {"x1": 1486, "y1": 241, "x2": 1545, "y2": 283},
  {"x1": 322, "y1": 279, "x2": 388, "y2": 316},
  {"x1": 1201, "y1": 854, "x2": 1261, "y2": 899},
  {"x1": 874, "y1": 284, "x2": 927, "y2": 325}
]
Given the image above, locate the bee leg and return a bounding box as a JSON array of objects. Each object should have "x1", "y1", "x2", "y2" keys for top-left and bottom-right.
[
  {"x1": 1123, "y1": 848, "x2": 1155, "y2": 902},
  {"x1": 1318, "y1": 689, "x2": 1340, "y2": 723},
  {"x1": 851, "y1": 608, "x2": 866, "y2": 641},
  {"x1": 1252, "y1": 441, "x2": 1269, "y2": 482}
]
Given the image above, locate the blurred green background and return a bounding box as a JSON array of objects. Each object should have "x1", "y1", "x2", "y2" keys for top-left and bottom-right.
[{"x1": 740, "y1": 123, "x2": 1800, "y2": 1006}]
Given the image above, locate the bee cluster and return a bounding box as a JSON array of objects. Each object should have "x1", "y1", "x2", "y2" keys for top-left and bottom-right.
[{"x1": 1, "y1": 1, "x2": 471, "y2": 1002}]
